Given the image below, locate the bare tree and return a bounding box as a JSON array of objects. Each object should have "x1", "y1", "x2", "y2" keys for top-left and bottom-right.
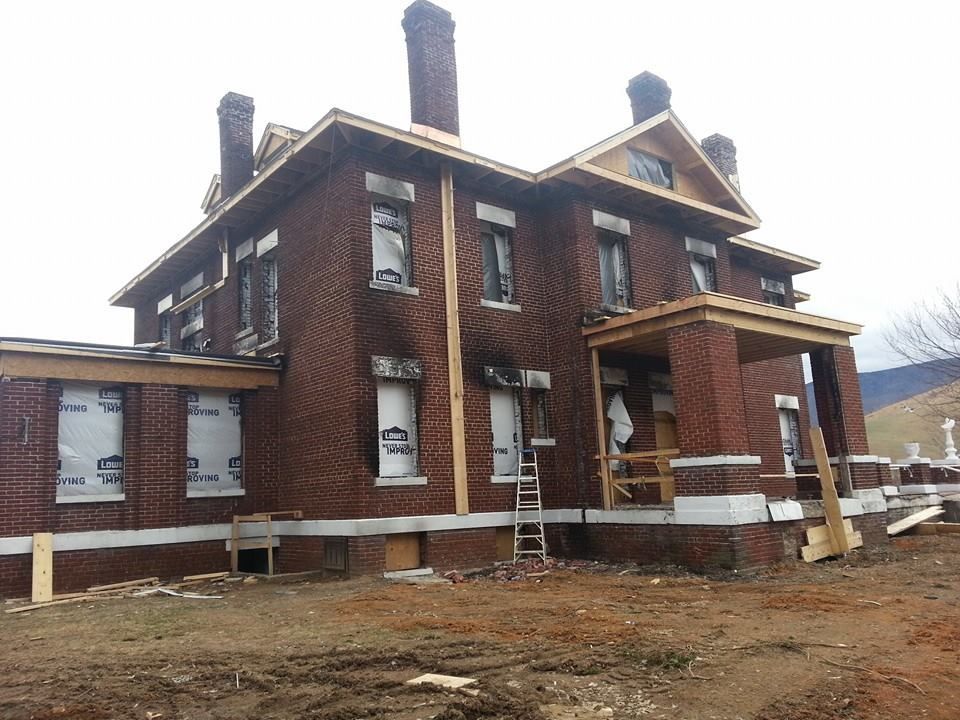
[{"x1": 886, "y1": 286, "x2": 960, "y2": 412}]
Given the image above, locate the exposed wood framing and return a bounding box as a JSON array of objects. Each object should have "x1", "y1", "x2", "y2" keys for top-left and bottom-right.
[
  {"x1": 590, "y1": 348, "x2": 613, "y2": 511},
  {"x1": 0, "y1": 350, "x2": 279, "y2": 389},
  {"x1": 441, "y1": 163, "x2": 469, "y2": 516}
]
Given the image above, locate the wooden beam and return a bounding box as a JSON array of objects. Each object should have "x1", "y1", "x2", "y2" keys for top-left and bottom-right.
[
  {"x1": 440, "y1": 163, "x2": 469, "y2": 516},
  {"x1": 0, "y1": 352, "x2": 278, "y2": 389},
  {"x1": 810, "y1": 426, "x2": 850, "y2": 554},
  {"x1": 591, "y1": 348, "x2": 613, "y2": 511},
  {"x1": 231, "y1": 516, "x2": 240, "y2": 573},
  {"x1": 888, "y1": 507, "x2": 945, "y2": 536},
  {"x1": 31, "y1": 533, "x2": 53, "y2": 603}
]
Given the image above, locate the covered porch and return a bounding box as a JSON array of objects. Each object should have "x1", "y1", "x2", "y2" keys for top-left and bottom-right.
[{"x1": 582, "y1": 293, "x2": 867, "y2": 512}]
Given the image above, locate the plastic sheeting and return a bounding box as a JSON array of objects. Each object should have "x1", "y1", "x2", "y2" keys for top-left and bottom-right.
[
  {"x1": 598, "y1": 234, "x2": 629, "y2": 307},
  {"x1": 378, "y1": 380, "x2": 418, "y2": 477},
  {"x1": 186, "y1": 389, "x2": 242, "y2": 492},
  {"x1": 690, "y1": 254, "x2": 716, "y2": 293},
  {"x1": 627, "y1": 149, "x2": 672, "y2": 189},
  {"x1": 605, "y1": 390, "x2": 634, "y2": 472},
  {"x1": 372, "y1": 198, "x2": 410, "y2": 286},
  {"x1": 490, "y1": 388, "x2": 521, "y2": 477},
  {"x1": 57, "y1": 383, "x2": 124, "y2": 499},
  {"x1": 481, "y1": 224, "x2": 513, "y2": 303}
]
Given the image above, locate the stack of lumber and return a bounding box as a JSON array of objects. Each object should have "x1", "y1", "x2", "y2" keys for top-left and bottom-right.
[{"x1": 5, "y1": 572, "x2": 229, "y2": 614}]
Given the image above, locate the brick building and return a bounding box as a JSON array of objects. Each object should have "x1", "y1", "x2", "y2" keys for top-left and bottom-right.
[{"x1": 0, "y1": 1, "x2": 889, "y2": 595}]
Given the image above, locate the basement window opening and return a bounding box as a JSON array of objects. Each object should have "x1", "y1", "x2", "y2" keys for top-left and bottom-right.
[
  {"x1": 371, "y1": 194, "x2": 413, "y2": 289},
  {"x1": 377, "y1": 378, "x2": 420, "y2": 478},
  {"x1": 490, "y1": 387, "x2": 523, "y2": 479},
  {"x1": 480, "y1": 221, "x2": 515, "y2": 304},
  {"x1": 597, "y1": 229, "x2": 632, "y2": 308},
  {"x1": 627, "y1": 148, "x2": 673, "y2": 189}
]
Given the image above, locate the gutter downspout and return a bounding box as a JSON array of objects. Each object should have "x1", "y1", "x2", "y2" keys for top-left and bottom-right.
[{"x1": 440, "y1": 162, "x2": 469, "y2": 515}]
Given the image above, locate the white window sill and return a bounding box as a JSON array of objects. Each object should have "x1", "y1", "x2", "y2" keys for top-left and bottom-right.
[
  {"x1": 255, "y1": 337, "x2": 280, "y2": 352},
  {"x1": 531, "y1": 438, "x2": 556, "y2": 447},
  {"x1": 369, "y1": 280, "x2": 420, "y2": 296},
  {"x1": 56, "y1": 493, "x2": 125, "y2": 504},
  {"x1": 187, "y1": 488, "x2": 246, "y2": 498},
  {"x1": 600, "y1": 303, "x2": 635, "y2": 315},
  {"x1": 375, "y1": 476, "x2": 428, "y2": 487},
  {"x1": 490, "y1": 475, "x2": 517, "y2": 484},
  {"x1": 480, "y1": 299, "x2": 521, "y2": 313}
]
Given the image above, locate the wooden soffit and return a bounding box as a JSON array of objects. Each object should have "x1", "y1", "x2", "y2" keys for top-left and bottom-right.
[
  {"x1": 0, "y1": 342, "x2": 279, "y2": 389},
  {"x1": 581, "y1": 293, "x2": 862, "y2": 365}
]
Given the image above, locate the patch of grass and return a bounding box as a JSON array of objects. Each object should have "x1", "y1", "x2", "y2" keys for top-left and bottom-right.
[{"x1": 619, "y1": 645, "x2": 697, "y2": 670}]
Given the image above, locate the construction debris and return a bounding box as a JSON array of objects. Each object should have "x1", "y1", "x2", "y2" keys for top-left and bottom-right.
[
  {"x1": 406, "y1": 673, "x2": 477, "y2": 689},
  {"x1": 913, "y1": 521, "x2": 960, "y2": 536},
  {"x1": 888, "y1": 507, "x2": 944, "y2": 536}
]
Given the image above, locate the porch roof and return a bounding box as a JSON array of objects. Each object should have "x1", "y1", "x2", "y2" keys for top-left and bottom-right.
[{"x1": 581, "y1": 293, "x2": 862, "y2": 364}]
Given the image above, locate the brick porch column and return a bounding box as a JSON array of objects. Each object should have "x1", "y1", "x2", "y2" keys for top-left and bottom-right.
[
  {"x1": 809, "y1": 345, "x2": 878, "y2": 490},
  {"x1": 666, "y1": 321, "x2": 761, "y2": 498}
]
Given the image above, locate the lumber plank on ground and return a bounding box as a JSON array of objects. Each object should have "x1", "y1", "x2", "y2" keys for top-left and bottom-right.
[
  {"x1": 806, "y1": 519, "x2": 854, "y2": 546},
  {"x1": 5, "y1": 590, "x2": 130, "y2": 614},
  {"x1": 87, "y1": 577, "x2": 159, "y2": 592},
  {"x1": 182, "y1": 571, "x2": 229, "y2": 582},
  {"x1": 801, "y1": 532, "x2": 863, "y2": 562},
  {"x1": 888, "y1": 507, "x2": 944, "y2": 536}
]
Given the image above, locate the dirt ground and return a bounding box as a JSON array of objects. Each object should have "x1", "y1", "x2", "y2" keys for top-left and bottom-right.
[{"x1": 3, "y1": 535, "x2": 960, "y2": 720}]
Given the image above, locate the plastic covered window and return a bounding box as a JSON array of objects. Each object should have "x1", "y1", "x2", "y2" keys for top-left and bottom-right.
[
  {"x1": 627, "y1": 149, "x2": 673, "y2": 189},
  {"x1": 371, "y1": 196, "x2": 412, "y2": 287},
  {"x1": 598, "y1": 231, "x2": 631, "y2": 307},
  {"x1": 480, "y1": 221, "x2": 515, "y2": 303}
]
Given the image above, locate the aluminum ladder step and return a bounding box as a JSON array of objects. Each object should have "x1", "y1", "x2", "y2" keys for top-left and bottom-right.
[{"x1": 514, "y1": 449, "x2": 547, "y2": 563}]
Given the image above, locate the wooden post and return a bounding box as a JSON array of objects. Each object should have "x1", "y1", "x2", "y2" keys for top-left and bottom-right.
[
  {"x1": 440, "y1": 162, "x2": 469, "y2": 516},
  {"x1": 810, "y1": 426, "x2": 850, "y2": 553},
  {"x1": 230, "y1": 515, "x2": 240, "y2": 573},
  {"x1": 31, "y1": 533, "x2": 53, "y2": 603},
  {"x1": 266, "y1": 516, "x2": 274, "y2": 576},
  {"x1": 590, "y1": 348, "x2": 613, "y2": 510}
]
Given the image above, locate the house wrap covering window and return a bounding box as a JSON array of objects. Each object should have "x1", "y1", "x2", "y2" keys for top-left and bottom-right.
[
  {"x1": 377, "y1": 379, "x2": 419, "y2": 477},
  {"x1": 57, "y1": 383, "x2": 124, "y2": 501},
  {"x1": 685, "y1": 237, "x2": 717, "y2": 293},
  {"x1": 367, "y1": 172, "x2": 416, "y2": 289},
  {"x1": 186, "y1": 389, "x2": 243, "y2": 493},
  {"x1": 489, "y1": 387, "x2": 522, "y2": 477},
  {"x1": 598, "y1": 231, "x2": 631, "y2": 307},
  {"x1": 627, "y1": 148, "x2": 673, "y2": 189},
  {"x1": 481, "y1": 222, "x2": 514, "y2": 303}
]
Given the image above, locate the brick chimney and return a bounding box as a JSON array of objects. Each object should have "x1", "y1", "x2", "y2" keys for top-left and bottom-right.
[
  {"x1": 402, "y1": 0, "x2": 460, "y2": 144},
  {"x1": 217, "y1": 92, "x2": 255, "y2": 199},
  {"x1": 626, "y1": 71, "x2": 671, "y2": 125},
  {"x1": 701, "y1": 133, "x2": 740, "y2": 190}
]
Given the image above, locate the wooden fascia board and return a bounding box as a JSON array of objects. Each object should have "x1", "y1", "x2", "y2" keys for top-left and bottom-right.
[
  {"x1": 585, "y1": 307, "x2": 708, "y2": 348},
  {"x1": 109, "y1": 110, "x2": 341, "y2": 308},
  {"x1": 728, "y1": 235, "x2": 820, "y2": 274},
  {"x1": 0, "y1": 352, "x2": 279, "y2": 389},
  {"x1": 335, "y1": 112, "x2": 535, "y2": 184},
  {"x1": 576, "y1": 162, "x2": 760, "y2": 232},
  {"x1": 703, "y1": 307, "x2": 854, "y2": 347}
]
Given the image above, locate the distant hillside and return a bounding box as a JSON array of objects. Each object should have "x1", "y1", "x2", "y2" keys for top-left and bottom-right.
[
  {"x1": 864, "y1": 381, "x2": 960, "y2": 461},
  {"x1": 805, "y1": 359, "x2": 950, "y2": 424}
]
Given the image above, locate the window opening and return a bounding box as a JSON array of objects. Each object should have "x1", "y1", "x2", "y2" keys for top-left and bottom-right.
[
  {"x1": 627, "y1": 148, "x2": 674, "y2": 189},
  {"x1": 372, "y1": 195, "x2": 412, "y2": 287},
  {"x1": 598, "y1": 230, "x2": 631, "y2": 307},
  {"x1": 377, "y1": 379, "x2": 419, "y2": 477},
  {"x1": 480, "y1": 221, "x2": 515, "y2": 303}
]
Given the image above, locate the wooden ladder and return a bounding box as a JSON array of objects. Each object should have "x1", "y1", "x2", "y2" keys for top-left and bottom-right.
[{"x1": 231, "y1": 510, "x2": 303, "y2": 575}]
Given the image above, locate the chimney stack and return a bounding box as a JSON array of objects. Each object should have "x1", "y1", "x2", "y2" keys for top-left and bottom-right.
[
  {"x1": 701, "y1": 133, "x2": 740, "y2": 190},
  {"x1": 402, "y1": 0, "x2": 460, "y2": 143},
  {"x1": 626, "y1": 71, "x2": 671, "y2": 125},
  {"x1": 217, "y1": 92, "x2": 255, "y2": 199}
]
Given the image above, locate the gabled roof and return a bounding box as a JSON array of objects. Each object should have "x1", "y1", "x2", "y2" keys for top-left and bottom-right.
[
  {"x1": 536, "y1": 110, "x2": 760, "y2": 235},
  {"x1": 254, "y1": 123, "x2": 303, "y2": 171},
  {"x1": 111, "y1": 108, "x2": 768, "y2": 308},
  {"x1": 200, "y1": 173, "x2": 221, "y2": 214}
]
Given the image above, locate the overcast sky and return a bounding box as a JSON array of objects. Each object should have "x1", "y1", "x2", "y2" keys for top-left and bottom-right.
[{"x1": 1, "y1": 1, "x2": 956, "y2": 372}]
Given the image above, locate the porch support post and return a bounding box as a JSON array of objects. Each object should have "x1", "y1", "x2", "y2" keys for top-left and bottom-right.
[
  {"x1": 590, "y1": 347, "x2": 613, "y2": 510},
  {"x1": 666, "y1": 321, "x2": 761, "y2": 497},
  {"x1": 809, "y1": 345, "x2": 879, "y2": 491}
]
